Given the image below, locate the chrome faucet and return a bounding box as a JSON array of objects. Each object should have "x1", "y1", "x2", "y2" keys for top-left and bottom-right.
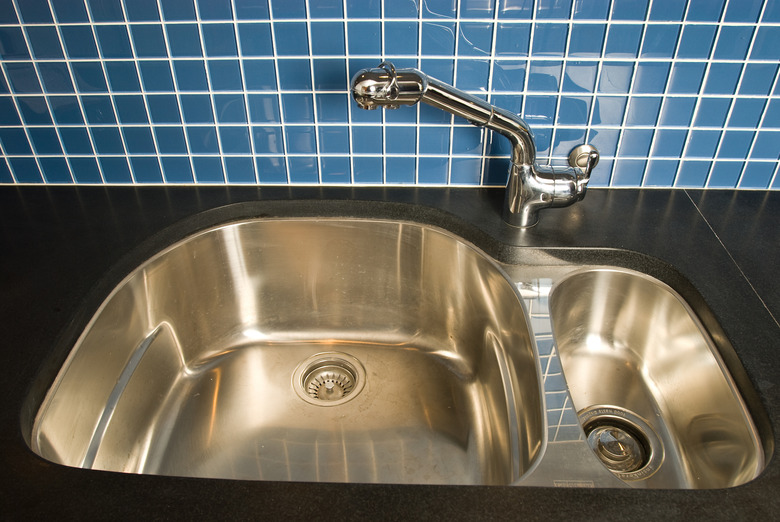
[{"x1": 350, "y1": 62, "x2": 599, "y2": 227}]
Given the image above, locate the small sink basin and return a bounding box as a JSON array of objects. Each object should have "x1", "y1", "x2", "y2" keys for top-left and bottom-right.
[
  {"x1": 31, "y1": 219, "x2": 545, "y2": 485},
  {"x1": 549, "y1": 268, "x2": 764, "y2": 488}
]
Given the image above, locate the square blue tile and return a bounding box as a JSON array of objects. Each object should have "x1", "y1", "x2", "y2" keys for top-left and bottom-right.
[
  {"x1": 728, "y1": 99, "x2": 766, "y2": 128},
  {"x1": 197, "y1": 0, "x2": 232, "y2": 20},
  {"x1": 652, "y1": 129, "x2": 687, "y2": 157},
  {"x1": 455, "y1": 60, "x2": 490, "y2": 91},
  {"x1": 247, "y1": 94, "x2": 281, "y2": 123},
  {"x1": 423, "y1": 22, "x2": 457, "y2": 55},
  {"x1": 0, "y1": 160, "x2": 13, "y2": 183},
  {"x1": 420, "y1": 59, "x2": 455, "y2": 85},
  {"x1": 385, "y1": 157, "x2": 416, "y2": 184},
  {"x1": 309, "y1": 0, "x2": 343, "y2": 18},
  {"x1": 281, "y1": 93, "x2": 314, "y2": 122},
  {"x1": 61, "y1": 25, "x2": 99, "y2": 59},
  {"x1": 417, "y1": 156, "x2": 449, "y2": 184},
  {"x1": 348, "y1": 22, "x2": 381, "y2": 55},
  {"x1": 648, "y1": 0, "x2": 685, "y2": 20},
  {"x1": 345, "y1": 0, "x2": 380, "y2": 18},
  {"x1": 563, "y1": 61, "x2": 597, "y2": 92},
  {"x1": 277, "y1": 59, "x2": 312, "y2": 90},
  {"x1": 458, "y1": 23, "x2": 493, "y2": 56},
  {"x1": 114, "y1": 95, "x2": 148, "y2": 123},
  {"x1": 597, "y1": 62, "x2": 633, "y2": 93},
  {"x1": 487, "y1": 126, "x2": 512, "y2": 155},
  {"x1": 658, "y1": 97, "x2": 696, "y2": 126},
  {"x1": 166, "y1": 24, "x2": 203, "y2": 57},
  {"x1": 567, "y1": 24, "x2": 605, "y2": 58},
  {"x1": 106, "y1": 62, "x2": 141, "y2": 92},
  {"x1": 717, "y1": 131, "x2": 754, "y2": 159},
  {"x1": 384, "y1": 22, "x2": 418, "y2": 55},
  {"x1": 528, "y1": 61, "x2": 562, "y2": 91},
  {"x1": 202, "y1": 24, "x2": 238, "y2": 57},
  {"x1": 386, "y1": 126, "x2": 416, "y2": 154},
  {"x1": 208, "y1": 60, "x2": 243, "y2": 91},
  {"x1": 484, "y1": 157, "x2": 510, "y2": 185},
  {"x1": 316, "y1": 94, "x2": 349, "y2": 123},
  {"x1": 18, "y1": 0, "x2": 54, "y2": 23},
  {"x1": 181, "y1": 94, "x2": 214, "y2": 123},
  {"x1": 214, "y1": 94, "x2": 247, "y2": 123},
  {"x1": 0, "y1": 27, "x2": 30, "y2": 61},
  {"x1": 159, "y1": 0, "x2": 197, "y2": 21},
  {"x1": 186, "y1": 126, "x2": 219, "y2": 153},
  {"x1": 41, "y1": 158, "x2": 74, "y2": 183},
  {"x1": 252, "y1": 125, "x2": 284, "y2": 154},
  {"x1": 713, "y1": 26, "x2": 755, "y2": 60},
  {"x1": 9, "y1": 158, "x2": 42, "y2": 183},
  {"x1": 604, "y1": 24, "x2": 641, "y2": 58},
  {"x1": 69, "y1": 157, "x2": 103, "y2": 183},
  {"x1": 641, "y1": 25, "x2": 679, "y2": 58},
  {"x1": 422, "y1": 0, "x2": 456, "y2": 18},
  {"x1": 625, "y1": 96, "x2": 661, "y2": 126},
  {"x1": 708, "y1": 161, "x2": 742, "y2": 188},
  {"x1": 740, "y1": 162, "x2": 774, "y2": 188},
  {"x1": 125, "y1": 0, "x2": 160, "y2": 21},
  {"x1": 310, "y1": 22, "x2": 345, "y2": 56},
  {"x1": 685, "y1": 0, "x2": 725, "y2": 22},
  {"x1": 52, "y1": 0, "x2": 89, "y2": 22},
  {"x1": 693, "y1": 97, "x2": 731, "y2": 127},
  {"x1": 49, "y1": 96, "x2": 84, "y2": 124},
  {"x1": 532, "y1": 23, "x2": 568, "y2": 56},
  {"x1": 91, "y1": 127, "x2": 124, "y2": 154},
  {"x1": 6, "y1": 63, "x2": 42, "y2": 93},
  {"x1": 320, "y1": 156, "x2": 352, "y2": 184},
  {"x1": 643, "y1": 159, "x2": 679, "y2": 186},
  {"x1": 762, "y1": 100, "x2": 780, "y2": 128},
  {"x1": 161, "y1": 156, "x2": 194, "y2": 183},
  {"x1": 676, "y1": 25, "x2": 716, "y2": 58},
  {"x1": 274, "y1": 22, "x2": 308, "y2": 56},
  {"x1": 243, "y1": 60, "x2": 277, "y2": 90},
  {"x1": 523, "y1": 95, "x2": 557, "y2": 125},
  {"x1": 762, "y1": 0, "x2": 780, "y2": 22},
  {"x1": 536, "y1": 0, "x2": 572, "y2": 19},
  {"x1": 235, "y1": 0, "x2": 270, "y2": 19},
  {"x1": 572, "y1": 0, "x2": 609, "y2": 19},
  {"x1": 492, "y1": 61, "x2": 526, "y2": 91},
  {"x1": 739, "y1": 64, "x2": 778, "y2": 96},
  {"x1": 557, "y1": 96, "x2": 591, "y2": 125},
  {"x1": 26, "y1": 26, "x2": 64, "y2": 59},
  {"x1": 146, "y1": 94, "x2": 181, "y2": 123},
  {"x1": 588, "y1": 128, "x2": 620, "y2": 156},
  {"x1": 29, "y1": 128, "x2": 62, "y2": 154},
  {"x1": 750, "y1": 131, "x2": 780, "y2": 159},
  {"x1": 552, "y1": 127, "x2": 587, "y2": 156},
  {"x1": 95, "y1": 25, "x2": 133, "y2": 59},
  {"x1": 618, "y1": 129, "x2": 653, "y2": 156},
  {"x1": 419, "y1": 126, "x2": 451, "y2": 155},
  {"x1": 288, "y1": 156, "x2": 319, "y2": 183},
  {"x1": 749, "y1": 26, "x2": 780, "y2": 60},
  {"x1": 703, "y1": 63, "x2": 742, "y2": 95},
  {"x1": 667, "y1": 62, "x2": 706, "y2": 94},
  {"x1": 384, "y1": 0, "x2": 418, "y2": 17},
  {"x1": 59, "y1": 127, "x2": 94, "y2": 154},
  {"x1": 139, "y1": 61, "x2": 175, "y2": 91},
  {"x1": 313, "y1": 59, "x2": 347, "y2": 91},
  {"x1": 122, "y1": 127, "x2": 156, "y2": 153},
  {"x1": 17, "y1": 96, "x2": 51, "y2": 124},
  {"x1": 591, "y1": 96, "x2": 627, "y2": 125},
  {"x1": 612, "y1": 0, "x2": 649, "y2": 20},
  {"x1": 218, "y1": 126, "x2": 252, "y2": 154},
  {"x1": 452, "y1": 125, "x2": 482, "y2": 156},
  {"x1": 685, "y1": 130, "x2": 721, "y2": 158},
  {"x1": 155, "y1": 127, "x2": 188, "y2": 153},
  {"x1": 130, "y1": 25, "x2": 167, "y2": 58},
  {"x1": 224, "y1": 157, "x2": 256, "y2": 183},
  {"x1": 352, "y1": 156, "x2": 382, "y2": 184},
  {"x1": 82, "y1": 95, "x2": 115, "y2": 124},
  {"x1": 497, "y1": 0, "x2": 533, "y2": 19},
  {"x1": 88, "y1": 0, "x2": 124, "y2": 22},
  {"x1": 37, "y1": 62, "x2": 75, "y2": 93},
  {"x1": 192, "y1": 156, "x2": 224, "y2": 183},
  {"x1": 612, "y1": 159, "x2": 646, "y2": 186},
  {"x1": 352, "y1": 125, "x2": 382, "y2": 154},
  {"x1": 386, "y1": 104, "x2": 417, "y2": 124},
  {"x1": 238, "y1": 23, "x2": 273, "y2": 56},
  {"x1": 285, "y1": 125, "x2": 316, "y2": 154},
  {"x1": 319, "y1": 126, "x2": 350, "y2": 153},
  {"x1": 256, "y1": 156, "x2": 288, "y2": 183},
  {"x1": 173, "y1": 60, "x2": 209, "y2": 91}
]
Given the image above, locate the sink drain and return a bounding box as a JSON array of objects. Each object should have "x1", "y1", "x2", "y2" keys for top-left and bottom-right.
[
  {"x1": 293, "y1": 353, "x2": 366, "y2": 406},
  {"x1": 579, "y1": 405, "x2": 664, "y2": 481}
]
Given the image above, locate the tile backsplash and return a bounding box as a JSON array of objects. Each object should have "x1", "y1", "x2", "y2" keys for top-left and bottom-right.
[{"x1": 0, "y1": 0, "x2": 778, "y2": 188}]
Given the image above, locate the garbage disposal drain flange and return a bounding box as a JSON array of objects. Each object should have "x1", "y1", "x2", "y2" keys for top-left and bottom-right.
[{"x1": 293, "y1": 353, "x2": 366, "y2": 406}]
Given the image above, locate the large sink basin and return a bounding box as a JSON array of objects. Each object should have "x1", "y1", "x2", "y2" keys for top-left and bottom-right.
[
  {"x1": 31, "y1": 219, "x2": 545, "y2": 485},
  {"x1": 549, "y1": 269, "x2": 764, "y2": 488}
]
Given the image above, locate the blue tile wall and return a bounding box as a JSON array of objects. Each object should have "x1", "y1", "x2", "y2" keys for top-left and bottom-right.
[{"x1": 0, "y1": 0, "x2": 778, "y2": 188}]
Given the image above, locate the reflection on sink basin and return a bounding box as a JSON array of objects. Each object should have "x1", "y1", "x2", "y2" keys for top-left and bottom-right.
[
  {"x1": 550, "y1": 268, "x2": 764, "y2": 489},
  {"x1": 31, "y1": 219, "x2": 544, "y2": 485}
]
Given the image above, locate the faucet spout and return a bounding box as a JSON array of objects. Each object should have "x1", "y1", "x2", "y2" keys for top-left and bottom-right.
[{"x1": 350, "y1": 62, "x2": 599, "y2": 227}]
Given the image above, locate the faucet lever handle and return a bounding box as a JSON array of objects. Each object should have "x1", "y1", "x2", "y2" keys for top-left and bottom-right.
[{"x1": 568, "y1": 144, "x2": 600, "y2": 178}]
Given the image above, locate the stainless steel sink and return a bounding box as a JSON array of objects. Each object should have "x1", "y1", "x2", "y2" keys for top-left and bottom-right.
[
  {"x1": 31, "y1": 219, "x2": 545, "y2": 485},
  {"x1": 549, "y1": 268, "x2": 764, "y2": 489}
]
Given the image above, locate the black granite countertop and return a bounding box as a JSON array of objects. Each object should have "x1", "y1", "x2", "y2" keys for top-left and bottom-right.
[{"x1": 1, "y1": 186, "x2": 778, "y2": 520}]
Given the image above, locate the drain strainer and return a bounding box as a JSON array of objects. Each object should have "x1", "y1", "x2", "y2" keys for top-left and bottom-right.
[
  {"x1": 293, "y1": 352, "x2": 366, "y2": 406},
  {"x1": 579, "y1": 405, "x2": 664, "y2": 481}
]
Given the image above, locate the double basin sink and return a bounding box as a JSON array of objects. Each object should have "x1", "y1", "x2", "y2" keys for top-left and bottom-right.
[{"x1": 29, "y1": 218, "x2": 767, "y2": 488}]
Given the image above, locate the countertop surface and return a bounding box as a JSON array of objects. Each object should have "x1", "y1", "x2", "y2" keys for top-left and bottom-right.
[{"x1": 1, "y1": 186, "x2": 778, "y2": 520}]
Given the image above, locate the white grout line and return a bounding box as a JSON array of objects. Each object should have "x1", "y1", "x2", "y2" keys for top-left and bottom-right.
[
  {"x1": 445, "y1": 0, "x2": 462, "y2": 185},
  {"x1": 547, "y1": 0, "x2": 578, "y2": 166},
  {"x1": 304, "y1": 0, "x2": 322, "y2": 184},
  {"x1": 738, "y1": 62, "x2": 780, "y2": 187},
  {"x1": 342, "y1": 0, "x2": 355, "y2": 184},
  {"x1": 478, "y1": 0, "x2": 501, "y2": 185},
  {"x1": 266, "y1": 4, "x2": 291, "y2": 184},
  {"x1": 230, "y1": 0, "x2": 259, "y2": 183}
]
